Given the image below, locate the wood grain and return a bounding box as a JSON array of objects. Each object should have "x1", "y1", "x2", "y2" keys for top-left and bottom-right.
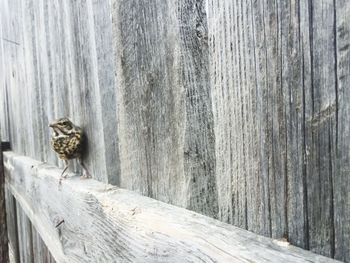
[
  {"x1": 334, "y1": 0, "x2": 350, "y2": 261},
  {"x1": 0, "y1": 0, "x2": 349, "y2": 261},
  {"x1": 207, "y1": 0, "x2": 349, "y2": 261},
  {"x1": 32, "y1": 225, "x2": 56, "y2": 263},
  {"x1": 113, "y1": 0, "x2": 218, "y2": 217},
  {"x1": 4, "y1": 151, "x2": 341, "y2": 263},
  {"x1": 16, "y1": 204, "x2": 34, "y2": 263},
  {"x1": 0, "y1": 0, "x2": 117, "y2": 183},
  {"x1": 5, "y1": 188, "x2": 19, "y2": 263},
  {"x1": 0, "y1": 140, "x2": 9, "y2": 262}
]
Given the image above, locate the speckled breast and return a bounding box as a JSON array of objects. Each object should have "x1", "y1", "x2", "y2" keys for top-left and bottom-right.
[{"x1": 51, "y1": 132, "x2": 82, "y2": 160}]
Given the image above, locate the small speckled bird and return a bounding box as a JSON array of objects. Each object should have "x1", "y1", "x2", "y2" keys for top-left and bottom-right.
[{"x1": 49, "y1": 117, "x2": 90, "y2": 182}]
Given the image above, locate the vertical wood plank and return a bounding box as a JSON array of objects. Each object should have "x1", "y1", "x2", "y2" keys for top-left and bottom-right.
[
  {"x1": 177, "y1": 0, "x2": 218, "y2": 217},
  {"x1": 4, "y1": 188, "x2": 19, "y2": 263},
  {"x1": 91, "y1": 0, "x2": 120, "y2": 185},
  {"x1": 0, "y1": 0, "x2": 11, "y2": 142},
  {"x1": 207, "y1": 0, "x2": 288, "y2": 237},
  {"x1": 31, "y1": 0, "x2": 52, "y2": 163},
  {"x1": 285, "y1": 0, "x2": 309, "y2": 249},
  {"x1": 113, "y1": 0, "x2": 187, "y2": 202},
  {"x1": 21, "y1": 0, "x2": 44, "y2": 160},
  {"x1": 335, "y1": 0, "x2": 350, "y2": 261},
  {"x1": 68, "y1": 0, "x2": 109, "y2": 182},
  {"x1": 14, "y1": 0, "x2": 30, "y2": 157},
  {"x1": 16, "y1": 203, "x2": 34, "y2": 263},
  {"x1": 0, "y1": 141, "x2": 9, "y2": 263},
  {"x1": 113, "y1": 0, "x2": 218, "y2": 217},
  {"x1": 302, "y1": 0, "x2": 337, "y2": 258},
  {"x1": 44, "y1": 0, "x2": 71, "y2": 167},
  {"x1": 32, "y1": 226, "x2": 55, "y2": 263}
]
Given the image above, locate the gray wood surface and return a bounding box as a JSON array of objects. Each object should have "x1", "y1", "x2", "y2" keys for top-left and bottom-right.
[
  {"x1": 0, "y1": 0, "x2": 119, "y2": 183},
  {"x1": 207, "y1": 0, "x2": 349, "y2": 261},
  {"x1": 334, "y1": 1, "x2": 350, "y2": 262},
  {"x1": 0, "y1": 0, "x2": 349, "y2": 261},
  {"x1": 5, "y1": 188, "x2": 19, "y2": 263},
  {"x1": 113, "y1": 0, "x2": 218, "y2": 217},
  {"x1": 16, "y1": 204, "x2": 34, "y2": 263},
  {"x1": 4, "y1": 151, "x2": 341, "y2": 263},
  {"x1": 0, "y1": 140, "x2": 9, "y2": 262},
  {"x1": 32, "y1": 225, "x2": 56, "y2": 263}
]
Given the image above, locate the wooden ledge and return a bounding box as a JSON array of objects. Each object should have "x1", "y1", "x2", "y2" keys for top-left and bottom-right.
[{"x1": 3, "y1": 152, "x2": 339, "y2": 263}]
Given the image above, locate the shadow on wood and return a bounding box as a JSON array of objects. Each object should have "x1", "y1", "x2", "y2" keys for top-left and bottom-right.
[{"x1": 0, "y1": 141, "x2": 10, "y2": 262}]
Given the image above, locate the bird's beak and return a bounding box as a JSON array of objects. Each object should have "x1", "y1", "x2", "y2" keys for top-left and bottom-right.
[{"x1": 49, "y1": 123, "x2": 55, "y2": 128}]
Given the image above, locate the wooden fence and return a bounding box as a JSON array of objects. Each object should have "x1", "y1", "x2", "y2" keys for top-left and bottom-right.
[
  {"x1": 0, "y1": 0, "x2": 349, "y2": 262},
  {"x1": 2, "y1": 151, "x2": 340, "y2": 262}
]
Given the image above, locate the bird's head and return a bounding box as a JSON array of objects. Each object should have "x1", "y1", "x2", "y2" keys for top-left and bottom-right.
[{"x1": 49, "y1": 117, "x2": 76, "y2": 135}]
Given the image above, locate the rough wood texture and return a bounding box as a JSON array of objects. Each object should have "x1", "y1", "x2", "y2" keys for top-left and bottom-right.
[
  {"x1": 0, "y1": 140, "x2": 9, "y2": 262},
  {"x1": 206, "y1": 0, "x2": 350, "y2": 261},
  {"x1": 113, "y1": 0, "x2": 218, "y2": 217},
  {"x1": 16, "y1": 204, "x2": 34, "y2": 263},
  {"x1": 0, "y1": 0, "x2": 119, "y2": 184},
  {"x1": 3, "y1": 152, "x2": 340, "y2": 263},
  {"x1": 0, "y1": 0, "x2": 349, "y2": 261},
  {"x1": 5, "y1": 188, "x2": 19, "y2": 263},
  {"x1": 32, "y1": 225, "x2": 56, "y2": 263},
  {"x1": 334, "y1": 1, "x2": 350, "y2": 261}
]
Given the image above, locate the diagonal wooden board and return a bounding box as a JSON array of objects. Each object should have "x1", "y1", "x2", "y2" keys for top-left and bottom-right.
[{"x1": 3, "y1": 151, "x2": 339, "y2": 263}]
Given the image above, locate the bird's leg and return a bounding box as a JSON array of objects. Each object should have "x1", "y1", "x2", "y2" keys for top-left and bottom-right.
[
  {"x1": 78, "y1": 158, "x2": 91, "y2": 179},
  {"x1": 59, "y1": 160, "x2": 69, "y2": 185},
  {"x1": 61, "y1": 160, "x2": 69, "y2": 178}
]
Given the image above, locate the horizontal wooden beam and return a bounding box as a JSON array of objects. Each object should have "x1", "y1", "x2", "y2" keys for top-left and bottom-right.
[{"x1": 3, "y1": 152, "x2": 339, "y2": 263}]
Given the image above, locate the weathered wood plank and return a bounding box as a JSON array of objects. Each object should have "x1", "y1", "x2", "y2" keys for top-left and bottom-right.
[
  {"x1": 208, "y1": 0, "x2": 289, "y2": 237},
  {"x1": 177, "y1": 0, "x2": 218, "y2": 218},
  {"x1": 335, "y1": 0, "x2": 350, "y2": 262},
  {"x1": 1, "y1": 0, "x2": 349, "y2": 261},
  {"x1": 24, "y1": 0, "x2": 47, "y2": 162},
  {"x1": 113, "y1": 0, "x2": 218, "y2": 217},
  {"x1": 91, "y1": 0, "x2": 120, "y2": 185},
  {"x1": 113, "y1": 0, "x2": 187, "y2": 201},
  {"x1": 4, "y1": 188, "x2": 19, "y2": 263},
  {"x1": 0, "y1": 12, "x2": 10, "y2": 142},
  {"x1": 0, "y1": 0, "x2": 10, "y2": 146},
  {"x1": 206, "y1": 1, "x2": 350, "y2": 262},
  {"x1": 283, "y1": 0, "x2": 309, "y2": 250},
  {"x1": 32, "y1": 225, "x2": 56, "y2": 263},
  {"x1": 16, "y1": 203, "x2": 34, "y2": 263},
  {"x1": 207, "y1": 0, "x2": 238, "y2": 226},
  {"x1": 11, "y1": 0, "x2": 29, "y2": 157},
  {"x1": 69, "y1": 0, "x2": 110, "y2": 183},
  {"x1": 4, "y1": 151, "x2": 339, "y2": 263},
  {"x1": 301, "y1": 0, "x2": 337, "y2": 258},
  {"x1": 0, "y1": 140, "x2": 9, "y2": 262}
]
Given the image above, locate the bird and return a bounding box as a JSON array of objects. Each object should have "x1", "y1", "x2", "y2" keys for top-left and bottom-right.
[{"x1": 49, "y1": 117, "x2": 91, "y2": 183}]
